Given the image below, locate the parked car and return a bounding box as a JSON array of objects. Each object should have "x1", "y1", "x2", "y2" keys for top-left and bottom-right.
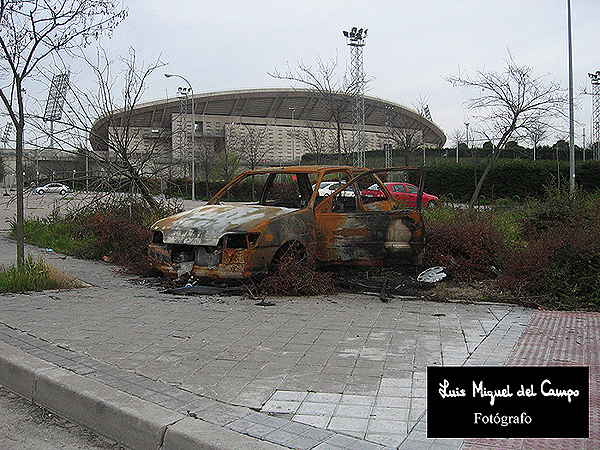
[
  {"x1": 361, "y1": 182, "x2": 438, "y2": 208},
  {"x1": 149, "y1": 166, "x2": 427, "y2": 280},
  {"x1": 34, "y1": 183, "x2": 69, "y2": 195},
  {"x1": 313, "y1": 181, "x2": 355, "y2": 198}
]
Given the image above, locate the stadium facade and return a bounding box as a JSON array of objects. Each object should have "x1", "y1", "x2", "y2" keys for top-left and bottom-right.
[{"x1": 90, "y1": 88, "x2": 446, "y2": 176}]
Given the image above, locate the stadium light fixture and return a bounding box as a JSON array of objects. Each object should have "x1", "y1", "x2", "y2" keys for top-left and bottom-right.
[{"x1": 165, "y1": 73, "x2": 196, "y2": 201}]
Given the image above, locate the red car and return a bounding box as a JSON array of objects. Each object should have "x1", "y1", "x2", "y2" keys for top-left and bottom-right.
[{"x1": 361, "y1": 182, "x2": 438, "y2": 208}]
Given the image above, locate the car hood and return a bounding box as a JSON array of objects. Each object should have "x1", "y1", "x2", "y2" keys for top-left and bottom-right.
[{"x1": 151, "y1": 204, "x2": 296, "y2": 246}]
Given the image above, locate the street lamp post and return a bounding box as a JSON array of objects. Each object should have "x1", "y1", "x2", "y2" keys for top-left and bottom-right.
[
  {"x1": 289, "y1": 107, "x2": 295, "y2": 163},
  {"x1": 165, "y1": 73, "x2": 195, "y2": 201}
]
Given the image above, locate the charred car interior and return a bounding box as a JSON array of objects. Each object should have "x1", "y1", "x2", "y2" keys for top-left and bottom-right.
[{"x1": 149, "y1": 166, "x2": 427, "y2": 280}]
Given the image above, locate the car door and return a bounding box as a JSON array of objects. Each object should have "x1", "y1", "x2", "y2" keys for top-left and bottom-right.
[
  {"x1": 391, "y1": 183, "x2": 420, "y2": 208},
  {"x1": 404, "y1": 184, "x2": 421, "y2": 207},
  {"x1": 314, "y1": 169, "x2": 425, "y2": 265},
  {"x1": 390, "y1": 183, "x2": 407, "y2": 201}
]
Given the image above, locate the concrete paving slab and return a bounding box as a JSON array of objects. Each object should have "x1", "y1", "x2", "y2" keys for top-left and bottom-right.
[{"x1": 0, "y1": 196, "x2": 598, "y2": 449}]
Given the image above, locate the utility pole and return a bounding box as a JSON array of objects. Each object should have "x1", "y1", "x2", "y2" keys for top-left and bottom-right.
[
  {"x1": 289, "y1": 107, "x2": 296, "y2": 163},
  {"x1": 343, "y1": 27, "x2": 367, "y2": 167},
  {"x1": 567, "y1": 0, "x2": 575, "y2": 193},
  {"x1": 583, "y1": 126, "x2": 586, "y2": 161}
]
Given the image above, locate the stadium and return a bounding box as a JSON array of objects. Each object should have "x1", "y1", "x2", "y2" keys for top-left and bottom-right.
[{"x1": 90, "y1": 87, "x2": 446, "y2": 176}]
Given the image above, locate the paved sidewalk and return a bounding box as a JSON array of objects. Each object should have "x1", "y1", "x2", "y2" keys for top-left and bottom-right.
[{"x1": 0, "y1": 194, "x2": 597, "y2": 449}]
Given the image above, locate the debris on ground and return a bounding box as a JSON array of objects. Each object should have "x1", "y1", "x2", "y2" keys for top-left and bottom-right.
[
  {"x1": 417, "y1": 266, "x2": 447, "y2": 283},
  {"x1": 161, "y1": 281, "x2": 249, "y2": 296},
  {"x1": 154, "y1": 265, "x2": 441, "y2": 302},
  {"x1": 335, "y1": 266, "x2": 438, "y2": 301}
]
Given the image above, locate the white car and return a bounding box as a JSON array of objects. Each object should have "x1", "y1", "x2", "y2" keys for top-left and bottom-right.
[
  {"x1": 314, "y1": 181, "x2": 355, "y2": 197},
  {"x1": 34, "y1": 183, "x2": 69, "y2": 195}
]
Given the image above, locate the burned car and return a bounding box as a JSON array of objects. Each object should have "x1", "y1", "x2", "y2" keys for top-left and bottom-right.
[{"x1": 149, "y1": 166, "x2": 427, "y2": 280}]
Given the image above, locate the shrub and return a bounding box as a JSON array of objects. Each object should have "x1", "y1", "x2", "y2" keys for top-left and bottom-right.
[
  {"x1": 16, "y1": 196, "x2": 180, "y2": 277},
  {"x1": 498, "y1": 189, "x2": 600, "y2": 309},
  {"x1": 259, "y1": 244, "x2": 337, "y2": 296},
  {"x1": 80, "y1": 212, "x2": 155, "y2": 276},
  {"x1": 425, "y1": 159, "x2": 600, "y2": 202},
  {"x1": 423, "y1": 206, "x2": 508, "y2": 281}
]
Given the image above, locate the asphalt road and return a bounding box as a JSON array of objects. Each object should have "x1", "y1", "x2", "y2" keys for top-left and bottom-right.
[
  {"x1": 0, "y1": 386, "x2": 127, "y2": 450},
  {"x1": 0, "y1": 190, "x2": 198, "y2": 267}
]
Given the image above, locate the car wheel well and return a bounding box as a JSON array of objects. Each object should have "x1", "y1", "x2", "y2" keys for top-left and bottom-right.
[{"x1": 269, "y1": 240, "x2": 307, "y2": 275}]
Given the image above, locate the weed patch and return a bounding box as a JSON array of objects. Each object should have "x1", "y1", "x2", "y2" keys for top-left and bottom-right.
[
  {"x1": 259, "y1": 246, "x2": 337, "y2": 296},
  {"x1": 498, "y1": 190, "x2": 600, "y2": 309},
  {"x1": 0, "y1": 257, "x2": 83, "y2": 293}
]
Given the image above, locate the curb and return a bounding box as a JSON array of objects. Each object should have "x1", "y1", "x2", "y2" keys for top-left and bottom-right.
[{"x1": 0, "y1": 341, "x2": 286, "y2": 450}]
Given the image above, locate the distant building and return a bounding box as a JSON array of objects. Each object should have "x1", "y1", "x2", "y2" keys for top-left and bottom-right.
[{"x1": 90, "y1": 88, "x2": 446, "y2": 176}]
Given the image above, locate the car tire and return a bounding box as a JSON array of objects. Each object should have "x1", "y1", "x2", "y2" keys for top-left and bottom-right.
[
  {"x1": 37, "y1": 189, "x2": 45, "y2": 195},
  {"x1": 59, "y1": 190, "x2": 66, "y2": 195}
]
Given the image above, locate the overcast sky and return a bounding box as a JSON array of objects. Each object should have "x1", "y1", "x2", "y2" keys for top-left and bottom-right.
[{"x1": 88, "y1": 0, "x2": 599, "y2": 147}]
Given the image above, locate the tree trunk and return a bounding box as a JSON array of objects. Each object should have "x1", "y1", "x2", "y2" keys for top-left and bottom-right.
[
  {"x1": 124, "y1": 161, "x2": 158, "y2": 211},
  {"x1": 15, "y1": 122, "x2": 24, "y2": 267},
  {"x1": 468, "y1": 150, "x2": 498, "y2": 208},
  {"x1": 468, "y1": 123, "x2": 516, "y2": 208}
]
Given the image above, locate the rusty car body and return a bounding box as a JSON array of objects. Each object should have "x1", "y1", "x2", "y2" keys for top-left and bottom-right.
[{"x1": 149, "y1": 166, "x2": 428, "y2": 280}]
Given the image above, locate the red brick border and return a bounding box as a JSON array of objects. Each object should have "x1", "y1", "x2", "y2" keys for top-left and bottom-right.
[{"x1": 463, "y1": 310, "x2": 600, "y2": 450}]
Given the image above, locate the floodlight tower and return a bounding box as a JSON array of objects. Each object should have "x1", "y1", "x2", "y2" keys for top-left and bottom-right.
[
  {"x1": 589, "y1": 71, "x2": 600, "y2": 160},
  {"x1": 165, "y1": 73, "x2": 195, "y2": 201},
  {"x1": 343, "y1": 27, "x2": 367, "y2": 167},
  {"x1": 44, "y1": 73, "x2": 70, "y2": 151},
  {"x1": 43, "y1": 72, "x2": 69, "y2": 186}
]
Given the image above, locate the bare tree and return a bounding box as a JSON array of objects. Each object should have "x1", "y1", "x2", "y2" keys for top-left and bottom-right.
[
  {"x1": 294, "y1": 120, "x2": 335, "y2": 164},
  {"x1": 54, "y1": 48, "x2": 166, "y2": 210},
  {"x1": 216, "y1": 143, "x2": 240, "y2": 185},
  {"x1": 450, "y1": 129, "x2": 464, "y2": 147},
  {"x1": 196, "y1": 140, "x2": 214, "y2": 198},
  {"x1": 446, "y1": 55, "x2": 567, "y2": 207},
  {"x1": 412, "y1": 93, "x2": 431, "y2": 118},
  {"x1": 528, "y1": 120, "x2": 549, "y2": 160},
  {"x1": 228, "y1": 124, "x2": 272, "y2": 170},
  {"x1": 385, "y1": 109, "x2": 424, "y2": 165},
  {"x1": 226, "y1": 124, "x2": 272, "y2": 200},
  {"x1": 0, "y1": 0, "x2": 127, "y2": 265},
  {"x1": 270, "y1": 57, "x2": 355, "y2": 162}
]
